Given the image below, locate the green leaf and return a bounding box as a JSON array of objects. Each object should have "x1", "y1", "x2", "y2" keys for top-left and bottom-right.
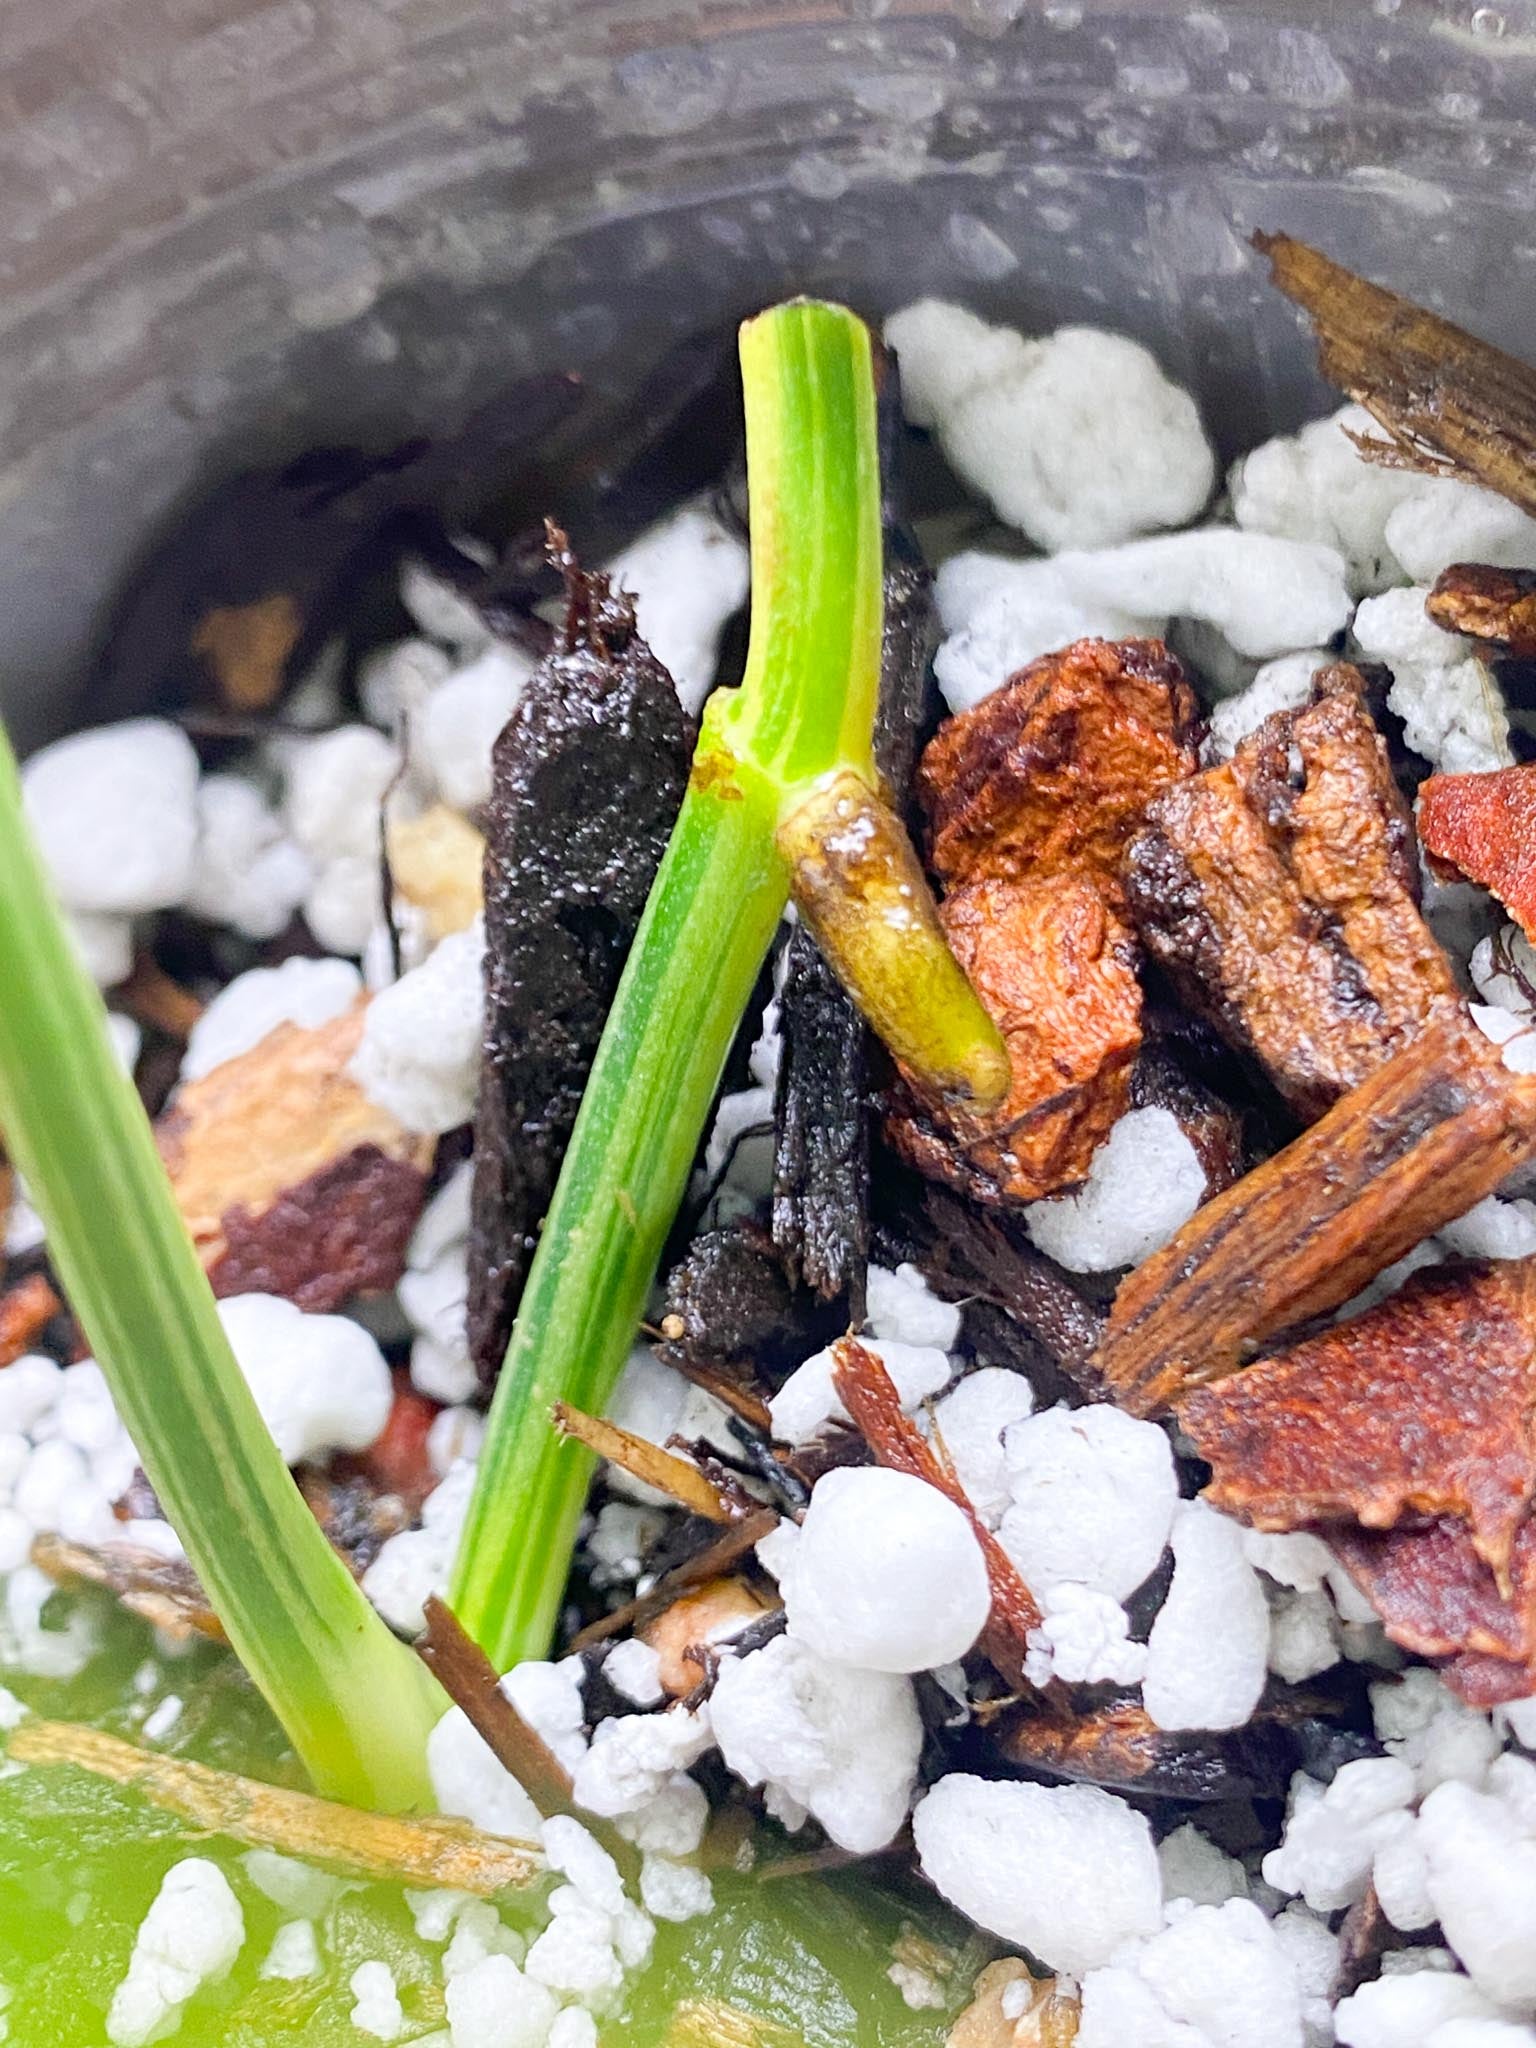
[{"x1": 0, "y1": 724, "x2": 443, "y2": 1810}]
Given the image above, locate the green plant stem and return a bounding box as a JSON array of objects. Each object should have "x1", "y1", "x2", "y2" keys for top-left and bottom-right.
[
  {"x1": 454, "y1": 300, "x2": 1011, "y2": 1669},
  {"x1": 0, "y1": 727, "x2": 443, "y2": 1810},
  {"x1": 450, "y1": 300, "x2": 883, "y2": 1667},
  {"x1": 450, "y1": 771, "x2": 788, "y2": 1664}
]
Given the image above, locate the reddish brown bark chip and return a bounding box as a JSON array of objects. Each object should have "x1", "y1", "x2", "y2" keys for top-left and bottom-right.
[
  {"x1": 885, "y1": 871, "x2": 1142, "y2": 1205},
  {"x1": 0, "y1": 1272, "x2": 63, "y2": 1366},
  {"x1": 1427, "y1": 562, "x2": 1536, "y2": 660},
  {"x1": 1124, "y1": 665, "x2": 1458, "y2": 1122},
  {"x1": 831, "y1": 1336, "x2": 1042, "y2": 1686},
  {"x1": 1419, "y1": 761, "x2": 1536, "y2": 945},
  {"x1": 918, "y1": 637, "x2": 1199, "y2": 897},
  {"x1": 1180, "y1": 1258, "x2": 1536, "y2": 1578},
  {"x1": 158, "y1": 1003, "x2": 432, "y2": 1313},
  {"x1": 1097, "y1": 1005, "x2": 1536, "y2": 1415},
  {"x1": 1330, "y1": 1518, "x2": 1536, "y2": 1703}
]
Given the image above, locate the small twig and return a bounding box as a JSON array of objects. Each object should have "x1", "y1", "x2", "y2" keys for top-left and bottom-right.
[
  {"x1": 552, "y1": 1401, "x2": 739, "y2": 1521},
  {"x1": 831, "y1": 1337, "x2": 1045, "y2": 1692},
  {"x1": 571, "y1": 1508, "x2": 780, "y2": 1652},
  {"x1": 6, "y1": 1717, "x2": 538, "y2": 1893},
  {"x1": 420, "y1": 1598, "x2": 575, "y2": 1818},
  {"x1": 1256, "y1": 231, "x2": 1536, "y2": 520},
  {"x1": 420, "y1": 1598, "x2": 640, "y2": 1882},
  {"x1": 660, "y1": 1354, "x2": 773, "y2": 1433},
  {"x1": 32, "y1": 1532, "x2": 225, "y2": 1642}
]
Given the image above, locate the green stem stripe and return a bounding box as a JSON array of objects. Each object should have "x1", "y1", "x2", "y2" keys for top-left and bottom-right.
[
  {"x1": 450, "y1": 300, "x2": 884, "y2": 1668},
  {"x1": 0, "y1": 727, "x2": 442, "y2": 1811}
]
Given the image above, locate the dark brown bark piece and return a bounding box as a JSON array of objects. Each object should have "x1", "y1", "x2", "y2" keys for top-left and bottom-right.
[
  {"x1": 1332, "y1": 1885, "x2": 1395, "y2": 2002},
  {"x1": 873, "y1": 1175, "x2": 1107, "y2": 1405},
  {"x1": 208, "y1": 1145, "x2": 428, "y2": 1313},
  {"x1": 1428, "y1": 563, "x2": 1536, "y2": 659},
  {"x1": 989, "y1": 1694, "x2": 1302, "y2": 1803},
  {"x1": 421, "y1": 1599, "x2": 584, "y2": 1820},
  {"x1": 1255, "y1": 232, "x2": 1536, "y2": 522},
  {"x1": 917, "y1": 637, "x2": 1199, "y2": 899},
  {"x1": 1097, "y1": 1005, "x2": 1536, "y2": 1414},
  {"x1": 1123, "y1": 665, "x2": 1457, "y2": 1122},
  {"x1": 467, "y1": 541, "x2": 693, "y2": 1393},
  {"x1": 1180, "y1": 1258, "x2": 1536, "y2": 1577}
]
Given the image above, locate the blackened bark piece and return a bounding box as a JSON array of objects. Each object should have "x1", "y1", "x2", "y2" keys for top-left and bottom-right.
[
  {"x1": 1098, "y1": 1005, "x2": 1536, "y2": 1416},
  {"x1": 659, "y1": 1223, "x2": 842, "y2": 1387},
  {"x1": 1181, "y1": 1257, "x2": 1536, "y2": 1577},
  {"x1": 467, "y1": 548, "x2": 693, "y2": 1391},
  {"x1": 771, "y1": 927, "x2": 872, "y2": 1303},
  {"x1": 1124, "y1": 665, "x2": 1459, "y2": 1123},
  {"x1": 771, "y1": 361, "x2": 941, "y2": 1304}
]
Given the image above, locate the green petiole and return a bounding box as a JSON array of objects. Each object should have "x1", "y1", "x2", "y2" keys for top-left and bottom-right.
[
  {"x1": 0, "y1": 726, "x2": 443, "y2": 1812},
  {"x1": 450, "y1": 298, "x2": 1007, "y2": 1670}
]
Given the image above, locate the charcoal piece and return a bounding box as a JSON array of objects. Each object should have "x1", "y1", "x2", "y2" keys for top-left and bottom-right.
[
  {"x1": 770, "y1": 360, "x2": 940, "y2": 1302},
  {"x1": 467, "y1": 543, "x2": 694, "y2": 1391}
]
